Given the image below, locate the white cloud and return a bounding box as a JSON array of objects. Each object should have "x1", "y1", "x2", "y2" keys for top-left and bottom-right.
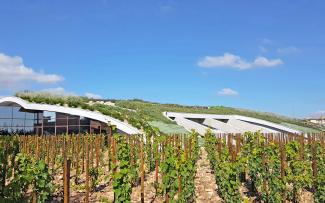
[
  {"x1": 40, "y1": 87, "x2": 76, "y2": 96},
  {"x1": 85, "y1": 92, "x2": 103, "y2": 99},
  {"x1": 198, "y1": 53, "x2": 283, "y2": 70},
  {"x1": 0, "y1": 53, "x2": 64, "y2": 90},
  {"x1": 253, "y1": 56, "x2": 283, "y2": 67},
  {"x1": 277, "y1": 46, "x2": 301, "y2": 54},
  {"x1": 218, "y1": 88, "x2": 239, "y2": 96},
  {"x1": 198, "y1": 53, "x2": 251, "y2": 69}
]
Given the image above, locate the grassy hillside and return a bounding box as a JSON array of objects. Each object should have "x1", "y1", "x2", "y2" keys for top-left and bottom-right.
[
  {"x1": 114, "y1": 99, "x2": 324, "y2": 132},
  {"x1": 15, "y1": 91, "x2": 324, "y2": 133}
]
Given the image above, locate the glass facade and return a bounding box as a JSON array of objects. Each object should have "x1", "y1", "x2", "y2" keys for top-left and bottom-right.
[{"x1": 0, "y1": 106, "x2": 109, "y2": 135}]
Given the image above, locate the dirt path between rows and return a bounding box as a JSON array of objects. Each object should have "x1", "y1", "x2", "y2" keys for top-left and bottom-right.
[
  {"x1": 194, "y1": 148, "x2": 223, "y2": 203},
  {"x1": 131, "y1": 171, "x2": 164, "y2": 203}
]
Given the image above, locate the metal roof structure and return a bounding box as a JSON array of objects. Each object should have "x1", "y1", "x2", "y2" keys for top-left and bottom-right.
[
  {"x1": 164, "y1": 111, "x2": 301, "y2": 135},
  {"x1": 0, "y1": 97, "x2": 140, "y2": 135}
]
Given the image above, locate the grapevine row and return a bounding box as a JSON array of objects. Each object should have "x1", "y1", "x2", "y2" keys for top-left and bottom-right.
[
  {"x1": 0, "y1": 130, "x2": 200, "y2": 203},
  {"x1": 204, "y1": 131, "x2": 325, "y2": 203}
]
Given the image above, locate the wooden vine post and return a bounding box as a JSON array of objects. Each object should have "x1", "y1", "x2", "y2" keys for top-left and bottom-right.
[
  {"x1": 46, "y1": 137, "x2": 50, "y2": 166},
  {"x1": 155, "y1": 139, "x2": 159, "y2": 185},
  {"x1": 236, "y1": 134, "x2": 241, "y2": 155},
  {"x1": 107, "y1": 132, "x2": 111, "y2": 172},
  {"x1": 164, "y1": 137, "x2": 169, "y2": 203},
  {"x1": 319, "y1": 133, "x2": 324, "y2": 148},
  {"x1": 177, "y1": 139, "x2": 182, "y2": 197},
  {"x1": 161, "y1": 139, "x2": 165, "y2": 186},
  {"x1": 311, "y1": 134, "x2": 317, "y2": 192},
  {"x1": 112, "y1": 135, "x2": 116, "y2": 173},
  {"x1": 217, "y1": 135, "x2": 222, "y2": 159},
  {"x1": 85, "y1": 135, "x2": 90, "y2": 203},
  {"x1": 51, "y1": 136, "x2": 56, "y2": 174},
  {"x1": 63, "y1": 159, "x2": 71, "y2": 203},
  {"x1": 261, "y1": 141, "x2": 267, "y2": 195},
  {"x1": 280, "y1": 135, "x2": 286, "y2": 203},
  {"x1": 140, "y1": 139, "x2": 145, "y2": 203},
  {"x1": 81, "y1": 135, "x2": 85, "y2": 173},
  {"x1": 184, "y1": 137, "x2": 188, "y2": 160},
  {"x1": 62, "y1": 135, "x2": 69, "y2": 203},
  {"x1": 112, "y1": 135, "x2": 117, "y2": 202},
  {"x1": 300, "y1": 135, "x2": 304, "y2": 160},
  {"x1": 95, "y1": 135, "x2": 100, "y2": 168},
  {"x1": 36, "y1": 136, "x2": 39, "y2": 160},
  {"x1": 228, "y1": 134, "x2": 235, "y2": 161},
  {"x1": 71, "y1": 135, "x2": 75, "y2": 168},
  {"x1": 63, "y1": 135, "x2": 66, "y2": 168},
  {"x1": 75, "y1": 135, "x2": 80, "y2": 184},
  {"x1": 188, "y1": 137, "x2": 192, "y2": 160},
  {"x1": 32, "y1": 192, "x2": 37, "y2": 203},
  {"x1": 90, "y1": 135, "x2": 94, "y2": 168}
]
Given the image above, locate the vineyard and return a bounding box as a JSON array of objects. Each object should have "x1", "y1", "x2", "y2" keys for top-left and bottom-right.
[
  {"x1": 204, "y1": 131, "x2": 325, "y2": 203},
  {"x1": 0, "y1": 130, "x2": 324, "y2": 203},
  {"x1": 0, "y1": 129, "x2": 200, "y2": 203}
]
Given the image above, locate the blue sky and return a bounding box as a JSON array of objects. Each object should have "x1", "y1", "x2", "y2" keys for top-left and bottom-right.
[{"x1": 0, "y1": 0, "x2": 324, "y2": 118}]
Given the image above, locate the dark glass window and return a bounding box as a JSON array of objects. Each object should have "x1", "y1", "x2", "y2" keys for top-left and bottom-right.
[
  {"x1": 35, "y1": 116, "x2": 42, "y2": 125},
  {"x1": 68, "y1": 126, "x2": 79, "y2": 134},
  {"x1": 12, "y1": 107, "x2": 25, "y2": 119},
  {"x1": 36, "y1": 112, "x2": 43, "y2": 120},
  {"x1": 0, "y1": 119, "x2": 12, "y2": 127},
  {"x1": 24, "y1": 119, "x2": 36, "y2": 127},
  {"x1": 90, "y1": 120, "x2": 101, "y2": 128},
  {"x1": 12, "y1": 119, "x2": 25, "y2": 127},
  {"x1": 43, "y1": 111, "x2": 56, "y2": 127},
  {"x1": 80, "y1": 117, "x2": 90, "y2": 125},
  {"x1": 43, "y1": 127, "x2": 55, "y2": 135},
  {"x1": 68, "y1": 118, "x2": 79, "y2": 126},
  {"x1": 56, "y1": 127, "x2": 67, "y2": 135},
  {"x1": 25, "y1": 112, "x2": 36, "y2": 120},
  {"x1": 0, "y1": 106, "x2": 12, "y2": 118},
  {"x1": 56, "y1": 118, "x2": 67, "y2": 126},
  {"x1": 56, "y1": 112, "x2": 68, "y2": 126},
  {"x1": 43, "y1": 119, "x2": 55, "y2": 127},
  {"x1": 43, "y1": 111, "x2": 55, "y2": 121},
  {"x1": 68, "y1": 115, "x2": 79, "y2": 119},
  {"x1": 56, "y1": 113, "x2": 67, "y2": 119}
]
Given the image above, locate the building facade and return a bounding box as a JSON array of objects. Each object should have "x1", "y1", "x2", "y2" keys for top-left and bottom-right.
[
  {"x1": 0, "y1": 105, "x2": 108, "y2": 135},
  {"x1": 0, "y1": 97, "x2": 140, "y2": 135}
]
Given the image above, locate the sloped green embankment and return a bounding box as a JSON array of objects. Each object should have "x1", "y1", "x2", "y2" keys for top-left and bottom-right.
[
  {"x1": 16, "y1": 92, "x2": 323, "y2": 133},
  {"x1": 113, "y1": 100, "x2": 323, "y2": 133}
]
